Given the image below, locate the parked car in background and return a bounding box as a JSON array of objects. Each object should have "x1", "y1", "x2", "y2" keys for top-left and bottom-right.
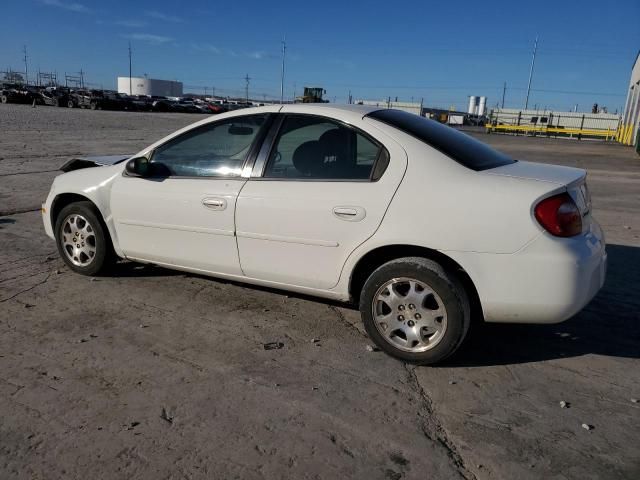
[
  {"x1": 129, "y1": 95, "x2": 153, "y2": 112},
  {"x1": 36, "y1": 89, "x2": 60, "y2": 106},
  {"x1": 0, "y1": 83, "x2": 37, "y2": 104},
  {"x1": 66, "y1": 90, "x2": 92, "y2": 108},
  {"x1": 88, "y1": 91, "x2": 133, "y2": 111},
  {"x1": 42, "y1": 105, "x2": 607, "y2": 364}
]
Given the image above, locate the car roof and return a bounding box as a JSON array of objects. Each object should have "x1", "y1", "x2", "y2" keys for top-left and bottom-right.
[{"x1": 279, "y1": 103, "x2": 380, "y2": 116}]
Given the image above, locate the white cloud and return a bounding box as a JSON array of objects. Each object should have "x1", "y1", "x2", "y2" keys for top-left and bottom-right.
[
  {"x1": 191, "y1": 44, "x2": 271, "y2": 60},
  {"x1": 145, "y1": 10, "x2": 184, "y2": 23},
  {"x1": 191, "y1": 43, "x2": 222, "y2": 54},
  {"x1": 40, "y1": 0, "x2": 90, "y2": 13},
  {"x1": 115, "y1": 20, "x2": 147, "y2": 28},
  {"x1": 122, "y1": 33, "x2": 173, "y2": 45}
]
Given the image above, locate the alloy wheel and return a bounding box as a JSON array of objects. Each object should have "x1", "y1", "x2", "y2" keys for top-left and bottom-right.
[{"x1": 372, "y1": 277, "x2": 448, "y2": 353}]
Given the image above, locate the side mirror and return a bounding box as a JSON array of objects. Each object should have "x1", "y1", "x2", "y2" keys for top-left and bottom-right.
[{"x1": 125, "y1": 156, "x2": 150, "y2": 177}]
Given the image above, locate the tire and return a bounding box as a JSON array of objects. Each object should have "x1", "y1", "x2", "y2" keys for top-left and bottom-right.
[
  {"x1": 359, "y1": 257, "x2": 470, "y2": 365},
  {"x1": 1, "y1": 95, "x2": 7, "y2": 104},
  {"x1": 54, "y1": 201, "x2": 116, "y2": 276},
  {"x1": 52, "y1": 98, "x2": 59, "y2": 107},
  {"x1": 90, "y1": 102, "x2": 97, "y2": 110},
  {"x1": 67, "y1": 100, "x2": 74, "y2": 108}
]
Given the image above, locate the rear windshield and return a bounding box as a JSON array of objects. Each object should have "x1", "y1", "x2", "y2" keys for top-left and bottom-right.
[{"x1": 367, "y1": 109, "x2": 515, "y2": 171}]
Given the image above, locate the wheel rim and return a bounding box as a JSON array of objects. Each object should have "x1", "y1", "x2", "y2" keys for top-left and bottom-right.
[
  {"x1": 60, "y1": 214, "x2": 97, "y2": 267},
  {"x1": 372, "y1": 277, "x2": 448, "y2": 353}
]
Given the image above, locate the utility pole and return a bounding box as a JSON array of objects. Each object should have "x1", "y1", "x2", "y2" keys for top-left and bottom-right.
[
  {"x1": 524, "y1": 35, "x2": 538, "y2": 110},
  {"x1": 212, "y1": 86, "x2": 215, "y2": 98},
  {"x1": 501, "y1": 81, "x2": 506, "y2": 108},
  {"x1": 128, "y1": 41, "x2": 132, "y2": 95},
  {"x1": 80, "y1": 69, "x2": 84, "y2": 89},
  {"x1": 23, "y1": 45, "x2": 28, "y2": 85},
  {"x1": 280, "y1": 36, "x2": 286, "y2": 104},
  {"x1": 244, "y1": 74, "x2": 250, "y2": 103}
]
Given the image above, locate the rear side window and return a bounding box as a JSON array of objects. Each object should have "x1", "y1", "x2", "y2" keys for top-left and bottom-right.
[
  {"x1": 368, "y1": 109, "x2": 515, "y2": 171},
  {"x1": 263, "y1": 115, "x2": 386, "y2": 180}
]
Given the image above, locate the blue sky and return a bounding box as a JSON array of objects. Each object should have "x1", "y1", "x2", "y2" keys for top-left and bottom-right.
[{"x1": 1, "y1": 0, "x2": 638, "y2": 111}]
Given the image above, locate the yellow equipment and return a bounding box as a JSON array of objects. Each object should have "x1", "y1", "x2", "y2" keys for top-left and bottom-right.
[{"x1": 296, "y1": 87, "x2": 328, "y2": 103}]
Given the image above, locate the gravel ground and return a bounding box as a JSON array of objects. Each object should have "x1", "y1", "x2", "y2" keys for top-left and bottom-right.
[{"x1": 1, "y1": 104, "x2": 639, "y2": 480}]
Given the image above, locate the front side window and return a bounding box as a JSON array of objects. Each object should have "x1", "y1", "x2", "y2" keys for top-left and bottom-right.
[
  {"x1": 151, "y1": 115, "x2": 266, "y2": 177},
  {"x1": 264, "y1": 115, "x2": 384, "y2": 180}
]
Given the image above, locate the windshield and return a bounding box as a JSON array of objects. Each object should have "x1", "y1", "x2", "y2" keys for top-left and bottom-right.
[{"x1": 367, "y1": 109, "x2": 515, "y2": 171}]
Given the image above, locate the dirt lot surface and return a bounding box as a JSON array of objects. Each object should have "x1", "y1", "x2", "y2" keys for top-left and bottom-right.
[{"x1": 1, "y1": 104, "x2": 639, "y2": 480}]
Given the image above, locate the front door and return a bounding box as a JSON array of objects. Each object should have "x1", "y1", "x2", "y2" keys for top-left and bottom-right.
[
  {"x1": 236, "y1": 114, "x2": 407, "y2": 290},
  {"x1": 111, "y1": 114, "x2": 269, "y2": 275}
]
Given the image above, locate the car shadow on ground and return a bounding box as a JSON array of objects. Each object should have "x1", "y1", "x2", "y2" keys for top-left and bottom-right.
[
  {"x1": 446, "y1": 243, "x2": 640, "y2": 367},
  {"x1": 110, "y1": 261, "x2": 183, "y2": 278},
  {"x1": 106, "y1": 244, "x2": 639, "y2": 366}
]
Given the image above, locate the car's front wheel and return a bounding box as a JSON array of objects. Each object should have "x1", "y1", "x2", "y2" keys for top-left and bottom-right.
[
  {"x1": 360, "y1": 257, "x2": 470, "y2": 365},
  {"x1": 54, "y1": 201, "x2": 115, "y2": 276}
]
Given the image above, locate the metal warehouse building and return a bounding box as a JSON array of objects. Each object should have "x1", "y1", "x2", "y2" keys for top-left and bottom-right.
[
  {"x1": 117, "y1": 77, "x2": 183, "y2": 97},
  {"x1": 618, "y1": 52, "x2": 640, "y2": 148}
]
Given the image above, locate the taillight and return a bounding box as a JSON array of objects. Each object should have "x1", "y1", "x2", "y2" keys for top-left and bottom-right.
[{"x1": 534, "y1": 193, "x2": 582, "y2": 237}]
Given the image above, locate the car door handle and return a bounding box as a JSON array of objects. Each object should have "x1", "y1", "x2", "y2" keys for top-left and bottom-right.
[
  {"x1": 202, "y1": 197, "x2": 227, "y2": 210},
  {"x1": 333, "y1": 206, "x2": 366, "y2": 222}
]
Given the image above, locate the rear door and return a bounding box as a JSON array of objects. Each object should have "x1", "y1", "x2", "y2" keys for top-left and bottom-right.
[{"x1": 235, "y1": 113, "x2": 407, "y2": 290}]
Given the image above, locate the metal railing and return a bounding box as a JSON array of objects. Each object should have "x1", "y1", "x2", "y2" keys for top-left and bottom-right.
[{"x1": 485, "y1": 109, "x2": 621, "y2": 141}]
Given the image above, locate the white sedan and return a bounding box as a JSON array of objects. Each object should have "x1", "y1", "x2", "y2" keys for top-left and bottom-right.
[{"x1": 42, "y1": 104, "x2": 607, "y2": 364}]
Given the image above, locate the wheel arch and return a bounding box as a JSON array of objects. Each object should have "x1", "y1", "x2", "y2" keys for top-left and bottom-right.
[
  {"x1": 51, "y1": 193, "x2": 97, "y2": 228},
  {"x1": 348, "y1": 244, "x2": 484, "y2": 322},
  {"x1": 50, "y1": 193, "x2": 118, "y2": 250}
]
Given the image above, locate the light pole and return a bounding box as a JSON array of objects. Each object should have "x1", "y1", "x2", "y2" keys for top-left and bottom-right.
[
  {"x1": 524, "y1": 36, "x2": 538, "y2": 110},
  {"x1": 280, "y1": 37, "x2": 286, "y2": 103},
  {"x1": 23, "y1": 45, "x2": 28, "y2": 85},
  {"x1": 128, "y1": 42, "x2": 132, "y2": 95}
]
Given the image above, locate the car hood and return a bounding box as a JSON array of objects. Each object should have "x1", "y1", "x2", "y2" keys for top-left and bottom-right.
[
  {"x1": 484, "y1": 160, "x2": 585, "y2": 186},
  {"x1": 60, "y1": 154, "x2": 132, "y2": 172}
]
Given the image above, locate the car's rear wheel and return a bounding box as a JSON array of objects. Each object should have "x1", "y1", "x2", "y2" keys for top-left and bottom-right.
[
  {"x1": 360, "y1": 257, "x2": 470, "y2": 365},
  {"x1": 1, "y1": 95, "x2": 7, "y2": 104},
  {"x1": 54, "y1": 202, "x2": 115, "y2": 276},
  {"x1": 67, "y1": 100, "x2": 74, "y2": 108}
]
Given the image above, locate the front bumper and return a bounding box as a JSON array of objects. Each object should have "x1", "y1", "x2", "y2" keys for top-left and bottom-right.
[{"x1": 42, "y1": 188, "x2": 56, "y2": 240}]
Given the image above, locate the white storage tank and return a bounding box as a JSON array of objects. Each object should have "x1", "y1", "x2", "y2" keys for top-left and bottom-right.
[
  {"x1": 468, "y1": 96, "x2": 478, "y2": 115},
  {"x1": 478, "y1": 96, "x2": 487, "y2": 116}
]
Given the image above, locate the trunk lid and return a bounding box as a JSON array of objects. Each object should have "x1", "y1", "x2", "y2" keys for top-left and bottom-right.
[{"x1": 485, "y1": 160, "x2": 592, "y2": 232}]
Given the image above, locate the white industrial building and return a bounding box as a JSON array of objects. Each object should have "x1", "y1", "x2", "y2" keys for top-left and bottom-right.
[
  {"x1": 618, "y1": 52, "x2": 640, "y2": 148},
  {"x1": 117, "y1": 76, "x2": 183, "y2": 97},
  {"x1": 355, "y1": 99, "x2": 423, "y2": 116}
]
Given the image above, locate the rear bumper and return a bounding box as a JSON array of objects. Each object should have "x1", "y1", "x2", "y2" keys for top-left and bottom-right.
[{"x1": 447, "y1": 221, "x2": 607, "y2": 324}]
